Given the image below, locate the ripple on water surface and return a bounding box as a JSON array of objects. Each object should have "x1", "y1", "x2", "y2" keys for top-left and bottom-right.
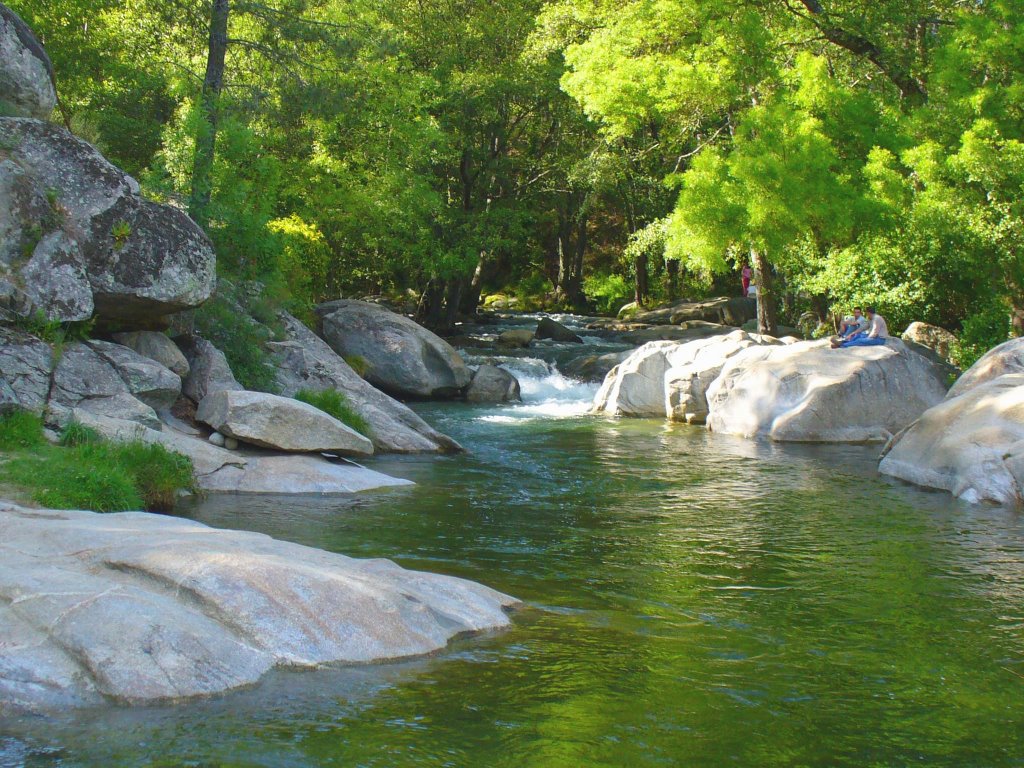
[{"x1": 3, "y1": 367, "x2": 1024, "y2": 767}]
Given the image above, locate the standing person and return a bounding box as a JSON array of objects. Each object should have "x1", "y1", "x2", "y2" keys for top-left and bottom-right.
[
  {"x1": 741, "y1": 263, "x2": 752, "y2": 297},
  {"x1": 833, "y1": 307, "x2": 888, "y2": 348}
]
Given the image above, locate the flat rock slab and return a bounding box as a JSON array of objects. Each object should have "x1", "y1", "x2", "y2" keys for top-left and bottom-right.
[
  {"x1": 197, "y1": 390, "x2": 373, "y2": 455},
  {"x1": 0, "y1": 502, "x2": 518, "y2": 714}
]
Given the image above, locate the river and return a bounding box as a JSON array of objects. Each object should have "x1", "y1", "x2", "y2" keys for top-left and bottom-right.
[{"x1": 2, "y1": 314, "x2": 1023, "y2": 767}]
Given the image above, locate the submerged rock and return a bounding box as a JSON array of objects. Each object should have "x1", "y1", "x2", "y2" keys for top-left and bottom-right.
[
  {"x1": 316, "y1": 299, "x2": 471, "y2": 399},
  {"x1": 0, "y1": 118, "x2": 216, "y2": 325},
  {"x1": 879, "y1": 373, "x2": 1024, "y2": 505},
  {"x1": 706, "y1": 339, "x2": 949, "y2": 443},
  {"x1": 563, "y1": 350, "x2": 632, "y2": 382},
  {"x1": 0, "y1": 4, "x2": 55, "y2": 120},
  {"x1": 497, "y1": 329, "x2": 534, "y2": 348},
  {"x1": 197, "y1": 389, "x2": 373, "y2": 456},
  {"x1": 270, "y1": 312, "x2": 461, "y2": 454},
  {"x1": 0, "y1": 501, "x2": 518, "y2": 714},
  {"x1": 466, "y1": 364, "x2": 521, "y2": 403}
]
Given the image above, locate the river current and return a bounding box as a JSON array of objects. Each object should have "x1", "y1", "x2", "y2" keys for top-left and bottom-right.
[{"x1": 2, "y1": 314, "x2": 1023, "y2": 767}]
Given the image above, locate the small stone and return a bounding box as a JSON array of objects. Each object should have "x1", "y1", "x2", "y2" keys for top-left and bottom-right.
[
  {"x1": 208, "y1": 431, "x2": 226, "y2": 447},
  {"x1": 223, "y1": 437, "x2": 238, "y2": 450}
]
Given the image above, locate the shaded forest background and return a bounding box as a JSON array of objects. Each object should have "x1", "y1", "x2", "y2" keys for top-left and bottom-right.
[{"x1": 15, "y1": 0, "x2": 1023, "y2": 360}]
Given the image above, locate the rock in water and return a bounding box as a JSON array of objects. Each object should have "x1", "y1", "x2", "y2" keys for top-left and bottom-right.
[
  {"x1": 563, "y1": 350, "x2": 632, "y2": 382},
  {"x1": 497, "y1": 329, "x2": 534, "y2": 348},
  {"x1": 177, "y1": 336, "x2": 243, "y2": 403},
  {"x1": 535, "y1": 317, "x2": 584, "y2": 344},
  {"x1": 0, "y1": 5, "x2": 55, "y2": 119},
  {"x1": 879, "y1": 374, "x2": 1024, "y2": 505},
  {"x1": 0, "y1": 118, "x2": 216, "y2": 325},
  {"x1": 592, "y1": 330, "x2": 776, "y2": 421},
  {"x1": 466, "y1": 365, "x2": 521, "y2": 403},
  {"x1": 197, "y1": 389, "x2": 374, "y2": 455},
  {"x1": 316, "y1": 300, "x2": 471, "y2": 399},
  {"x1": 270, "y1": 311, "x2": 462, "y2": 454},
  {"x1": 705, "y1": 339, "x2": 949, "y2": 442},
  {"x1": 946, "y1": 337, "x2": 1024, "y2": 400},
  {"x1": 0, "y1": 501, "x2": 518, "y2": 714}
]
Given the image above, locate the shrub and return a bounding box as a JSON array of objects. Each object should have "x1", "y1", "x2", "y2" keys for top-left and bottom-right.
[
  {"x1": 583, "y1": 273, "x2": 632, "y2": 315},
  {"x1": 951, "y1": 301, "x2": 1012, "y2": 370},
  {"x1": 194, "y1": 292, "x2": 280, "y2": 393},
  {"x1": 294, "y1": 388, "x2": 371, "y2": 437}
]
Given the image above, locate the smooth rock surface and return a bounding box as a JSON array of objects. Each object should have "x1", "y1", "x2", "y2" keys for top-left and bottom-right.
[
  {"x1": 466, "y1": 365, "x2": 521, "y2": 403},
  {"x1": 112, "y1": 331, "x2": 190, "y2": 377},
  {"x1": 535, "y1": 317, "x2": 583, "y2": 344},
  {"x1": 0, "y1": 118, "x2": 215, "y2": 324},
  {"x1": 269, "y1": 312, "x2": 461, "y2": 454},
  {"x1": 880, "y1": 374, "x2": 1024, "y2": 505},
  {"x1": 0, "y1": 328, "x2": 51, "y2": 415},
  {"x1": 593, "y1": 331, "x2": 774, "y2": 421},
  {"x1": 0, "y1": 501, "x2": 517, "y2": 714},
  {"x1": 497, "y1": 329, "x2": 534, "y2": 348},
  {"x1": 946, "y1": 337, "x2": 1024, "y2": 400},
  {"x1": 0, "y1": 4, "x2": 55, "y2": 119},
  {"x1": 706, "y1": 339, "x2": 949, "y2": 443},
  {"x1": 197, "y1": 390, "x2": 373, "y2": 455},
  {"x1": 316, "y1": 300, "x2": 471, "y2": 399},
  {"x1": 177, "y1": 336, "x2": 243, "y2": 403}
]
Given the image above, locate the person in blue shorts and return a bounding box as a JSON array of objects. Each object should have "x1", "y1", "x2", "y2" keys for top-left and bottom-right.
[{"x1": 832, "y1": 307, "x2": 888, "y2": 348}]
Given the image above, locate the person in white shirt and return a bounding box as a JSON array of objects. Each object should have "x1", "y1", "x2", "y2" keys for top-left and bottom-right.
[{"x1": 833, "y1": 306, "x2": 888, "y2": 348}]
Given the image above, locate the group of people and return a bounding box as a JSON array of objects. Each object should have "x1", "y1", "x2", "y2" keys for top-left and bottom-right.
[{"x1": 830, "y1": 306, "x2": 889, "y2": 348}]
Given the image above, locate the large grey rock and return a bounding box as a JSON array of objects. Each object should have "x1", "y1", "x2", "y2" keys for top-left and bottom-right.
[
  {"x1": 112, "y1": 331, "x2": 190, "y2": 377},
  {"x1": 197, "y1": 389, "x2": 373, "y2": 456},
  {"x1": 0, "y1": 118, "x2": 215, "y2": 324},
  {"x1": 902, "y1": 321, "x2": 957, "y2": 363},
  {"x1": 706, "y1": 339, "x2": 949, "y2": 443},
  {"x1": 0, "y1": 501, "x2": 517, "y2": 714},
  {"x1": 269, "y1": 312, "x2": 460, "y2": 454},
  {"x1": 592, "y1": 331, "x2": 775, "y2": 421},
  {"x1": 316, "y1": 300, "x2": 471, "y2": 399},
  {"x1": 177, "y1": 336, "x2": 243, "y2": 402},
  {"x1": 879, "y1": 374, "x2": 1024, "y2": 505},
  {"x1": 0, "y1": 328, "x2": 51, "y2": 415},
  {"x1": 946, "y1": 337, "x2": 1024, "y2": 400},
  {"x1": 562, "y1": 350, "x2": 632, "y2": 382},
  {"x1": 0, "y1": 5, "x2": 55, "y2": 120},
  {"x1": 47, "y1": 340, "x2": 180, "y2": 428},
  {"x1": 535, "y1": 317, "x2": 583, "y2": 343},
  {"x1": 466, "y1": 365, "x2": 521, "y2": 403}
]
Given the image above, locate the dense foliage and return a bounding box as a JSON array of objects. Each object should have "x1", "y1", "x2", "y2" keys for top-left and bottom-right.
[{"x1": 15, "y1": 0, "x2": 1024, "y2": 340}]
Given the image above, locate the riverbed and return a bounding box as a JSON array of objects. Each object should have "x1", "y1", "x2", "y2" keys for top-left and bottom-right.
[{"x1": 2, "y1": 315, "x2": 1023, "y2": 767}]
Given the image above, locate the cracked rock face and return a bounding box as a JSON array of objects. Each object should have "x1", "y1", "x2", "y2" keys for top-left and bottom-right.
[
  {"x1": 0, "y1": 118, "x2": 216, "y2": 325},
  {"x1": 0, "y1": 4, "x2": 56, "y2": 120},
  {"x1": 0, "y1": 502, "x2": 518, "y2": 714},
  {"x1": 0, "y1": 327, "x2": 52, "y2": 415},
  {"x1": 705, "y1": 339, "x2": 950, "y2": 443}
]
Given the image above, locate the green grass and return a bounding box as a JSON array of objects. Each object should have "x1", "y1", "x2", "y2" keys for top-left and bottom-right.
[
  {"x1": 343, "y1": 354, "x2": 371, "y2": 377},
  {"x1": 0, "y1": 413, "x2": 195, "y2": 513},
  {"x1": 294, "y1": 388, "x2": 371, "y2": 437}
]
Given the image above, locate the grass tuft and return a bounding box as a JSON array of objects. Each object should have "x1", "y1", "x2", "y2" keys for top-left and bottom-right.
[
  {"x1": 294, "y1": 388, "x2": 371, "y2": 437},
  {"x1": 0, "y1": 413, "x2": 195, "y2": 513}
]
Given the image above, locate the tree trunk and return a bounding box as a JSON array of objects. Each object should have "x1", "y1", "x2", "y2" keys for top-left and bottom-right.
[
  {"x1": 189, "y1": 0, "x2": 230, "y2": 230},
  {"x1": 567, "y1": 214, "x2": 587, "y2": 307},
  {"x1": 416, "y1": 277, "x2": 445, "y2": 328},
  {"x1": 634, "y1": 253, "x2": 649, "y2": 308},
  {"x1": 443, "y1": 278, "x2": 463, "y2": 332},
  {"x1": 666, "y1": 259, "x2": 680, "y2": 302},
  {"x1": 460, "y1": 253, "x2": 485, "y2": 315},
  {"x1": 751, "y1": 248, "x2": 778, "y2": 336}
]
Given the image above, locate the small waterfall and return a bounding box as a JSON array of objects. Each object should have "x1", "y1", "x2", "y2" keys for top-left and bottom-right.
[{"x1": 464, "y1": 354, "x2": 599, "y2": 422}]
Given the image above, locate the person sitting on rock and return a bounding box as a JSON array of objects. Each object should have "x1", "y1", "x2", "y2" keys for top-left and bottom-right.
[
  {"x1": 832, "y1": 307, "x2": 888, "y2": 348},
  {"x1": 837, "y1": 307, "x2": 867, "y2": 339}
]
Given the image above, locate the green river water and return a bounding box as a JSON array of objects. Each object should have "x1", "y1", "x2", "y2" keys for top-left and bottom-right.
[{"x1": 2, "y1": 324, "x2": 1024, "y2": 767}]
